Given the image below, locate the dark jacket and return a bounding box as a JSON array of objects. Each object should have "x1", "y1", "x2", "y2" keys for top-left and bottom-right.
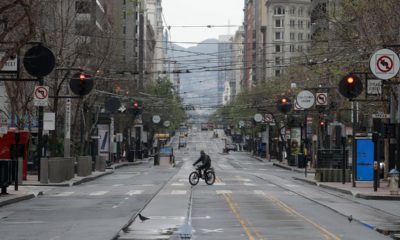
[{"x1": 193, "y1": 154, "x2": 211, "y2": 168}]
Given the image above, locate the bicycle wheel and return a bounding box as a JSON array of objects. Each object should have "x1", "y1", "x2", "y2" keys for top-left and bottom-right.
[
  {"x1": 189, "y1": 171, "x2": 200, "y2": 186},
  {"x1": 205, "y1": 170, "x2": 215, "y2": 185}
]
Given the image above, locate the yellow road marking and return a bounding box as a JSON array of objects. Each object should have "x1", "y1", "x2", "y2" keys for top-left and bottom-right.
[
  {"x1": 223, "y1": 193, "x2": 256, "y2": 240},
  {"x1": 262, "y1": 193, "x2": 341, "y2": 240}
]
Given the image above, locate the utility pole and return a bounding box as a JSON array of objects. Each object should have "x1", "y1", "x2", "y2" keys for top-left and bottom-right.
[{"x1": 138, "y1": 9, "x2": 144, "y2": 90}]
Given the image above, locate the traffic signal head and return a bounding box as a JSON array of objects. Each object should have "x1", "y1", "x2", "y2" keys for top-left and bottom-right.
[
  {"x1": 130, "y1": 100, "x2": 143, "y2": 116},
  {"x1": 338, "y1": 74, "x2": 363, "y2": 99},
  {"x1": 70, "y1": 72, "x2": 94, "y2": 96},
  {"x1": 319, "y1": 120, "x2": 325, "y2": 126},
  {"x1": 276, "y1": 96, "x2": 292, "y2": 114}
]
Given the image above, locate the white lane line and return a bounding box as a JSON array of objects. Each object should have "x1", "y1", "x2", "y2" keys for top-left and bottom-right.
[
  {"x1": 126, "y1": 190, "x2": 144, "y2": 196},
  {"x1": 53, "y1": 192, "x2": 74, "y2": 197},
  {"x1": 243, "y1": 183, "x2": 256, "y2": 186},
  {"x1": 253, "y1": 190, "x2": 264, "y2": 195},
  {"x1": 112, "y1": 184, "x2": 123, "y2": 187},
  {"x1": 178, "y1": 179, "x2": 187, "y2": 182},
  {"x1": 216, "y1": 190, "x2": 232, "y2": 194},
  {"x1": 89, "y1": 191, "x2": 108, "y2": 196},
  {"x1": 171, "y1": 190, "x2": 187, "y2": 195},
  {"x1": 285, "y1": 184, "x2": 299, "y2": 188},
  {"x1": 171, "y1": 183, "x2": 185, "y2": 186}
]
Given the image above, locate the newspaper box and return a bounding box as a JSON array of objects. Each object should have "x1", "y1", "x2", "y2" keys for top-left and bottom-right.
[{"x1": 159, "y1": 147, "x2": 174, "y2": 167}]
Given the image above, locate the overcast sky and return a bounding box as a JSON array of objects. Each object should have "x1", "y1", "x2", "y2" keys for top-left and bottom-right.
[{"x1": 162, "y1": 0, "x2": 244, "y2": 48}]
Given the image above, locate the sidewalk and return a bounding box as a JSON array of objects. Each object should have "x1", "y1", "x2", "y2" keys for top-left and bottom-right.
[
  {"x1": 0, "y1": 160, "x2": 144, "y2": 208},
  {"x1": 272, "y1": 160, "x2": 400, "y2": 201}
]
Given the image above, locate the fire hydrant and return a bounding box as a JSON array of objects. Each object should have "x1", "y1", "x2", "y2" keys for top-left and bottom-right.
[{"x1": 388, "y1": 169, "x2": 399, "y2": 195}]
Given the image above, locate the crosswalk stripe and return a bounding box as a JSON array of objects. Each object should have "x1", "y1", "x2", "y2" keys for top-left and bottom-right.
[
  {"x1": 216, "y1": 190, "x2": 232, "y2": 194},
  {"x1": 214, "y1": 182, "x2": 226, "y2": 186},
  {"x1": 171, "y1": 183, "x2": 184, "y2": 186},
  {"x1": 126, "y1": 190, "x2": 144, "y2": 196},
  {"x1": 171, "y1": 190, "x2": 187, "y2": 195},
  {"x1": 89, "y1": 191, "x2": 108, "y2": 196}
]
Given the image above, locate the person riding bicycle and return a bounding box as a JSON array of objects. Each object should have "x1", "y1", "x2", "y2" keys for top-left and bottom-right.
[{"x1": 193, "y1": 150, "x2": 211, "y2": 177}]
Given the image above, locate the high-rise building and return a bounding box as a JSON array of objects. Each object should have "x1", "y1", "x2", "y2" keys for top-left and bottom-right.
[
  {"x1": 264, "y1": 0, "x2": 312, "y2": 79},
  {"x1": 233, "y1": 26, "x2": 245, "y2": 96}
]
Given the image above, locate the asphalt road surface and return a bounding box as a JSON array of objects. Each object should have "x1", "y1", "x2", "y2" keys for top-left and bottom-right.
[{"x1": 0, "y1": 129, "x2": 393, "y2": 240}]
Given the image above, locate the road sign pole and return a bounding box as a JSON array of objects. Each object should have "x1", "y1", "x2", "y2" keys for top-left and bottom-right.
[{"x1": 37, "y1": 77, "x2": 43, "y2": 181}]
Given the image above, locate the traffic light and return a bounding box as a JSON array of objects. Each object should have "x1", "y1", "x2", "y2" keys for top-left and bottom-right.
[
  {"x1": 276, "y1": 96, "x2": 292, "y2": 114},
  {"x1": 319, "y1": 120, "x2": 326, "y2": 127},
  {"x1": 338, "y1": 74, "x2": 363, "y2": 99},
  {"x1": 69, "y1": 72, "x2": 94, "y2": 96},
  {"x1": 130, "y1": 100, "x2": 143, "y2": 116}
]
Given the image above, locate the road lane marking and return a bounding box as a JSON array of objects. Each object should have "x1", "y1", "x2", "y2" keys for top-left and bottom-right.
[
  {"x1": 126, "y1": 190, "x2": 143, "y2": 196},
  {"x1": 171, "y1": 190, "x2": 187, "y2": 195},
  {"x1": 260, "y1": 192, "x2": 341, "y2": 240},
  {"x1": 89, "y1": 191, "x2": 108, "y2": 196},
  {"x1": 244, "y1": 183, "x2": 256, "y2": 186},
  {"x1": 216, "y1": 190, "x2": 232, "y2": 194},
  {"x1": 53, "y1": 192, "x2": 74, "y2": 197},
  {"x1": 223, "y1": 193, "x2": 256, "y2": 240},
  {"x1": 172, "y1": 183, "x2": 185, "y2": 186},
  {"x1": 201, "y1": 228, "x2": 224, "y2": 233},
  {"x1": 112, "y1": 184, "x2": 123, "y2": 187}
]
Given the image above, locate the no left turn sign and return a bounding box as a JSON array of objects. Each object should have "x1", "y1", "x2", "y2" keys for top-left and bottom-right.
[
  {"x1": 370, "y1": 48, "x2": 400, "y2": 80},
  {"x1": 34, "y1": 86, "x2": 49, "y2": 107},
  {"x1": 316, "y1": 92, "x2": 328, "y2": 106}
]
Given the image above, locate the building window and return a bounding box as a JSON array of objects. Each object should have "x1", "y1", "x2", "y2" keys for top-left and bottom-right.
[
  {"x1": 76, "y1": 1, "x2": 91, "y2": 14},
  {"x1": 123, "y1": 26, "x2": 126, "y2": 34},
  {"x1": 298, "y1": 45, "x2": 303, "y2": 52},
  {"x1": 275, "y1": 32, "x2": 283, "y2": 40},
  {"x1": 289, "y1": 7, "x2": 296, "y2": 15},
  {"x1": 307, "y1": 34, "x2": 311, "y2": 40},
  {"x1": 307, "y1": 21, "x2": 311, "y2": 28},
  {"x1": 275, "y1": 57, "x2": 282, "y2": 65},
  {"x1": 275, "y1": 69, "x2": 281, "y2": 76},
  {"x1": 298, "y1": 20, "x2": 304, "y2": 29},
  {"x1": 298, "y1": 33, "x2": 303, "y2": 41},
  {"x1": 274, "y1": 7, "x2": 285, "y2": 15},
  {"x1": 275, "y1": 45, "x2": 281, "y2": 53},
  {"x1": 290, "y1": 20, "x2": 295, "y2": 28},
  {"x1": 290, "y1": 44, "x2": 295, "y2": 52},
  {"x1": 298, "y1": 7, "x2": 304, "y2": 16},
  {"x1": 275, "y1": 19, "x2": 284, "y2": 28},
  {"x1": 290, "y1": 32, "x2": 295, "y2": 40}
]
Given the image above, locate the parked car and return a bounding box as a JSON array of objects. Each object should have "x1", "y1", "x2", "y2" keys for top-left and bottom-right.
[{"x1": 226, "y1": 143, "x2": 237, "y2": 151}]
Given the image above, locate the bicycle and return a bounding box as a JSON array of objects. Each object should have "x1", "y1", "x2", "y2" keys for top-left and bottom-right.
[{"x1": 189, "y1": 167, "x2": 215, "y2": 185}]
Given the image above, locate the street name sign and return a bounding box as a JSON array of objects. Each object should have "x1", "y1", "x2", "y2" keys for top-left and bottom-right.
[
  {"x1": 370, "y1": 48, "x2": 400, "y2": 80},
  {"x1": 367, "y1": 79, "x2": 382, "y2": 95},
  {"x1": 372, "y1": 112, "x2": 390, "y2": 119}
]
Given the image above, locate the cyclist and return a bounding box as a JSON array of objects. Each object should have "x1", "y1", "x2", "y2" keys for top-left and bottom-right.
[{"x1": 193, "y1": 150, "x2": 211, "y2": 177}]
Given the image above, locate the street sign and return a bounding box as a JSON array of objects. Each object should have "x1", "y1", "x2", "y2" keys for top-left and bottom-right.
[
  {"x1": 0, "y1": 53, "x2": 18, "y2": 72},
  {"x1": 370, "y1": 48, "x2": 400, "y2": 80},
  {"x1": 315, "y1": 92, "x2": 328, "y2": 106},
  {"x1": 264, "y1": 114, "x2": 273, "y2": 123},
  {"x1": 33, "y1": 86, "x2": 49, "y2": 107},
  {"x1": 372, "y1": 112, "x2": 390, "y2": 119},
  {"x1": 239, "y1": 120, "x2": 245, "y2": 127},
  {"x1": 293, "y1": 99, "x2": 304, "y2": 111},
  {"x1": 152, "y1": 115, "x2": 161, "y2": 124},
  {"x1": 43, "y1": 112, "x2": 55, "y2": 130},
  {"x1": 163, "y1": 120, "x2": 170, "y2": 127},
  {"x1": 367, "y1": 79, "x2": 382, "y2": 95},
  {"x1": 296, "y1": 90, "x2": 315, "y2": 109},
  {"x1": 254, "y1": 113, "x2": 263, "y2": 122}
]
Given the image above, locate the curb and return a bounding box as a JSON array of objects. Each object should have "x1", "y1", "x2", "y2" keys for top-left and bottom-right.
[
  {"x1": 72, "y1": 170, "x2": 114, "y2": 186},
  {"x1": 0, "y1": 193, "x2": 35, "y2": 207}
]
